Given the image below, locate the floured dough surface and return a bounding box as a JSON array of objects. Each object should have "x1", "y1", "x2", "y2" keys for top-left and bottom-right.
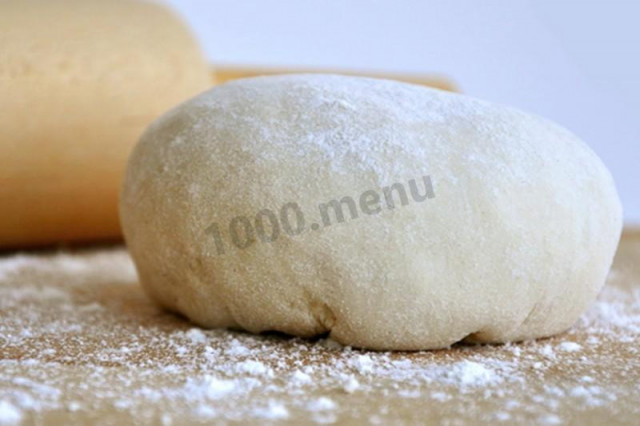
[{"x1": 120, "y1": 74, "x2": 622, "y2": 350}]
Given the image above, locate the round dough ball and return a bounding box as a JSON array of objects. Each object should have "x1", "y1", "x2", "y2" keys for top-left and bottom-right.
[{"x1": 120, "y1": 74, "x2": 622, "y2": 350}]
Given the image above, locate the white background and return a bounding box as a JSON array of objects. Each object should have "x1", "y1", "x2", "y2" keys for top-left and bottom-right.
[{"x1": 165, "y1": 0, "x2": 639, "y2": 223}]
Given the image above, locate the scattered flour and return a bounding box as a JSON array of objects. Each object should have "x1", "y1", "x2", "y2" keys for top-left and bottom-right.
[
  {"x1": 342, "y1": 376, "x2": 359, "y2": 393},
  {"x1": 306, "y1": 397, "x2": 337, "y2": 412},
  {"x1": 185, "y1": 328, "x2": 207, "y2": 344},
  {"x1": 0, "y1": 400, "x2": 22, "y2": 426},
  {"x1": 557, "y1": 342, "x2": 582, "y2": 352},
  {"x1": 0, "y1": 247, "x2": 638, "y2": 424},
  {"x1": 251, "y1": 401, "x2": 289, "y2": 420},
  {"x1": 446, "y1": 361, "x2": 500, "y2": 387},
  {"x1": 290, "y1": 370, "x2": 313, "y2": 386},
  {"x1": 234, "y1": 360, "x2": 273, "y2": 377}
]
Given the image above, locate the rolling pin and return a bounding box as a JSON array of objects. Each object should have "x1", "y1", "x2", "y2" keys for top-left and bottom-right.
[
  {"x1": 0, "y1": 0, "x2": 456, "y2": 249},
  {"x1": 213, "y1": 66, "x2": 457, "y2": 92},
  {"x1": 0, "y1": 0, "x2": 211, "y2": 248}
]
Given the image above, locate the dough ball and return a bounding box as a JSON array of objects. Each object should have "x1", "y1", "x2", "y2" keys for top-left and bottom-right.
[{"x1": 120, "y1": 74, "x2": 622, "y2": 350}]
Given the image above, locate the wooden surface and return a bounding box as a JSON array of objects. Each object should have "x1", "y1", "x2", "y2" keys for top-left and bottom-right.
[
  {"x1": 0, "y1": 229, "x2": 638, "y2": 425},
  {"x1": 211, "y1": 66, "x2": 458, "y2": 92}
]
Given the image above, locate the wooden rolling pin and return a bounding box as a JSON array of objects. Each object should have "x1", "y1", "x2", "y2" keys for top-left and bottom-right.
[
  {"x1": 0, "y1": 0, "x2": 211, "y2": 248},
  {"x1": 213, "y1": 66, "x2": 457, "y2": 92},
  {"x1": 0, "y1": 0, "x2": 456, "y2": 249}
]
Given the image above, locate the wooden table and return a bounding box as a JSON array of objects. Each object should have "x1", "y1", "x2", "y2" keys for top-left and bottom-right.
[{"x1": 1, "y1": 230, "x2": 639, "y2": 425}]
